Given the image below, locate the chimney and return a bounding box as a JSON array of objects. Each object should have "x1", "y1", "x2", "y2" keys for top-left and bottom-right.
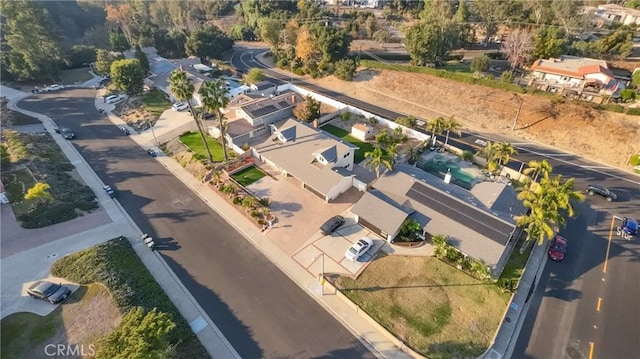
[
  {"x1": 313, "y1": 119, "x2": 319, "y2": 128},
  {"x1": 291, "y1": 95, "x2": 296, "y2": 103}
]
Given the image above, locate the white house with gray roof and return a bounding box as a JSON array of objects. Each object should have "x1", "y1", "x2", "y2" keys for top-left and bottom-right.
[
  {"x1": 252, "y1": 118, "x2": 358, "y2": 202},
  {"x1": 351, "y1": 164, "x2": 524, "y2": 274}
]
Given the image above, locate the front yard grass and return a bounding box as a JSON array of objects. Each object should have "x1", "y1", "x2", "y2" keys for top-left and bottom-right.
[
  {"x1": 231, "y1": 165, "x2": 265, "y2": 186},
  {"x1": 142, "y1": 88, "x2": 172, "y2": 117},
  {"x1": 0, "y1": 284, "x2": 120, "y2": 359},
  {"x1": 334, "y1": 255, "x2": 510, "y2": 359},
  {"x1": 179, "y1": 131, "x2": 228, "y2": 162},
  {"x1": 50, "y1": 237, "x2": 209, "y2": 359},
  {"x1": 1, "y1": 167, "x2": 38, "y2": 217},
  {"x1": 320, "y1": 124, "x2": 374, "y2": 163}
]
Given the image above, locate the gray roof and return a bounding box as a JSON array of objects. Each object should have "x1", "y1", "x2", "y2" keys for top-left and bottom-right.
[
  {"x1": 359, "y1": 164, "x2": 520, "y2": 268},
  {"x1": 241, "y1": 92, "x2": 304, "y2": 120},
  {"x1": 279, "y1": 125, "x2": 297, "y2": 141},
  {"x1": 254, "y1": 119, "x2": 356, "y2": 195},
  {"x1": 253, "y1": 80, "x2": 276, "y2": 91},
  {"x1": 351, "y1": 190, "x2": 413, "y2": 236},
  {"x1": 315, "y1": 145, "x2": 337, "y2": 163}
]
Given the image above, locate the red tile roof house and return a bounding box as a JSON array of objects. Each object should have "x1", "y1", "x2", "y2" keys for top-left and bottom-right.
[{"x1": 528, "y1": 55, "x2": 624, "y2": 102}]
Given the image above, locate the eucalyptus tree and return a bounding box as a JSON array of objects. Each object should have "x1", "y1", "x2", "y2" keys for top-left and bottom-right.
[
  {"x1": 168, "y1": 70, "x2": 213, "y2": 162},
  {"x1": 199, "y1": 79, "x2": 230, "y2": 162}
]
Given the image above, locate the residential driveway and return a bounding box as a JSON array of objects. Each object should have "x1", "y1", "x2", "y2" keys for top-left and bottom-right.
[
  {"x1": 246, "y1": 165, "x2": 363, "y2": 255},
  {"x1": 292, "y1": 218, "x2": 385, "y2": 278}
]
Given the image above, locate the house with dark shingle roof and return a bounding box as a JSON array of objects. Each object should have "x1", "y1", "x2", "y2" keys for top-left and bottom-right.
[
  {"x1": 252, "y1": 118, "x2": 358, "y2": 202},
  {"x1": 235, "y1": 92, "x2": 305, "y2": 127},
  {"x1": 350, "y1": 163, "x2": 524, "y2": 275}
]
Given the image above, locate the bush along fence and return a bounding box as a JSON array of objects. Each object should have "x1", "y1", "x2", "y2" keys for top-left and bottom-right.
[
  {"x1": 431, "y1": 234, "x2": 494, "y2": 282},
  {"x1": 210, "y1": 165, "x2": 275, "y2": 231}
]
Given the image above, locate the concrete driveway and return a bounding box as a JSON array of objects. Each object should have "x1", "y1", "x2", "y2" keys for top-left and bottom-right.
[{"x1": 246, "y1": 165, "x2": 363, "y2": 255}]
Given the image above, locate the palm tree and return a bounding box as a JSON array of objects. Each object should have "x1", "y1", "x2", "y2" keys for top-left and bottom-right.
[
  {"x1": 494, "y1": 142, "x2": 518, "y2": 167},
  {"x1": 523, "y1": 159, "x2": 553, "y2": 183},
  {"x1": 169, "y1": 70, "x2": 213, "y2": 162},
  {"x1": 541, "y1": 175, "x2": 585, "y2": 220},
  {"x1": 364, "y1": 146, "x2": 394, "y2": 178},
  {"x1": 475, "y1": 141, "x2": 497, "y2": 164},
  {"x1": 426, "y1": 116, "x2": 447, "y2": 146},
  {"x1": 406, "y1": 144, "x2": 422, "y2": 165},
  {"x1": 199, "y1": 79, "x2": 230, "y2": 162},
  {"x1": 442, "y1": 116, "x2": 462, "y2": 147}
]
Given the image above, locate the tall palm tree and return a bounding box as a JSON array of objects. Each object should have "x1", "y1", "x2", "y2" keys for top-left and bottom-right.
[
  {"x1": 541, "y1": 175, "x2": 585, "y2": 220},
  {"x1": 523, "y1": 159, "x2": 553, "y2": 183},
  {"x1": 475, "y1": 141, "x2": 497, "y2": 164},
  {"x1": 426, "y1": 116, "x2": 447, "y2": 146},
  {"x1": 442, "y1": 116, "x2": 462, "y2": 147},
  {"x1": 494, "y1": 142, "x2": 518, "y2": 167},
  {"x1": 168, "y1": 70, "x2": 213, "y2": 162},
  {"x1": 364, "y1": 146, "x2": 394, "y2": 178},
  {"x1": 199, "y1": 79, "x2": 230, "y2": 162}
]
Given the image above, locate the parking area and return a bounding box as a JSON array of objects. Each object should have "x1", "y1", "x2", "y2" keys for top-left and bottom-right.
[
  {"x1": 246, "y1": 163, "x2": 363, "y2": 255},
  {"x1": 292, "y1": 218, "x2": 385, "y2": 277}
]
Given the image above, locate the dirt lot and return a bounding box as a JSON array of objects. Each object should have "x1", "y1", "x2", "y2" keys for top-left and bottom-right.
[{"x1": 304, "y1": 67, "x2": 640, "y2": 169}]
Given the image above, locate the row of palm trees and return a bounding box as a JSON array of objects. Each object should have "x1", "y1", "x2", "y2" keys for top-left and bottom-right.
[
  {"x1": 168, "y1": 70, "x2": 230, "y2": 163},
  {"x1": 516, "y1": 159, "x2": 584, "y2": 250},
  {"x1": 475, "y1": 140, "x2": 519, "y2": 176}
]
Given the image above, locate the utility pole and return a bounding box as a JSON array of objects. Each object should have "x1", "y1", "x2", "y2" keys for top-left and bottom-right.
[{"x1": 511, "y1": 94, "x2": 523, "y2": 131}]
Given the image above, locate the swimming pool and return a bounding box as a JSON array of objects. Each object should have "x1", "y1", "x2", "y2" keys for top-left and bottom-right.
[{"x1": 418, "y1": 154, "x2": 478, "y2": 189}]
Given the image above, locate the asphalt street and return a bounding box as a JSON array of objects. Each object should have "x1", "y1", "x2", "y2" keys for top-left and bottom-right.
[
  {"x1": 230, "y1": 44, "x2": 640, "y2": 358},
  {"x1": 18, "y1": 89, "x2": 375, "y2": 359}
]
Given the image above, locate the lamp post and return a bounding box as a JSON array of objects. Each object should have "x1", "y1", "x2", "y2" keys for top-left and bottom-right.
[{"x1": 148, "y1": 120, "x2": 158, "y2": 147}]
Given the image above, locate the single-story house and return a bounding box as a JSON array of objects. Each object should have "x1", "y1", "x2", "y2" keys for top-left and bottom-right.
[
  {"x1": 250, "y1": 81, "x2": 278, "y2": 97},
  {"x1": 252, "y1": 118, "x2": 358, "y2": 202},
  {"x1": 593, "y1": 3, "x2": 640, "y2": 26},
  {"x1": 235, "y1": 92, "x2": 304, "y2": 127},
  {"x1": 351, "y1": 123, "x2": 374, "y2": 141},
  {"x1": 529, "y1": 55, "x2": 619, "y2": 92},
  {"x1": 351, "y1": 164, "x2": 523, "y2": 273}
]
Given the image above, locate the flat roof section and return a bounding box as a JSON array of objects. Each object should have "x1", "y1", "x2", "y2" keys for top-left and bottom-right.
[{"x1": 406, "y1": 182, "x2": 514, "y2": 245}]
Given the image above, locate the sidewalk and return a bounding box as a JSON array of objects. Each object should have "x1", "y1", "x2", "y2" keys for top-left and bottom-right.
[
  {"x1": 8, "y1": 92, "x2": 240, "y2": 359},
  {"x1": 95, "y1": 97, "x2": 414, "y2": 358}
]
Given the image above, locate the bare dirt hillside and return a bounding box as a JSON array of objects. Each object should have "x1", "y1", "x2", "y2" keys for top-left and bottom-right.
[{"x1": 306, "y1": 69, "x2": 639, "y2": 169}]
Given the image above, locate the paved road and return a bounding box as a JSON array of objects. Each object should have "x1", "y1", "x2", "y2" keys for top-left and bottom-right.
[
  {"x1": 231, "y1": 45, "x2": 640, "y2": 358},
  {"x1": 18, "y1": 89, "x2": 375, "y2": 359}
]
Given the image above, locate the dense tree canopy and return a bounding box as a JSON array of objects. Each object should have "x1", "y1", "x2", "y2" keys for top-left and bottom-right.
[
  {"x1": 185, "y1": 26, "x2": 234, "y2": 60},
  {"x1": 1, "y1": 0, "x2": 64, "y2": 81}
]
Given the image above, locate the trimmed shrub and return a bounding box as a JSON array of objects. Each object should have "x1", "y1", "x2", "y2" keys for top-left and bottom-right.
[
  {"x1": 501, "y1": 70, "x2": 513, "y2": 83},
  {"x1": 626, "y1": 107, "x2": 640, "y2": 116},
  {"x1": 620, "y1": 89, "x2": 636, "y2": 102}
]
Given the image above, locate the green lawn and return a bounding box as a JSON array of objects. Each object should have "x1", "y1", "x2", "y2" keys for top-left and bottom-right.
[
  {"x1": 335, "y1": 255, "x2": 510, "y2": 359},
  {"x1": 58, "y1": 68, "x2": 93, "y2": 84},
  {"x1": 179, "y1": 131, "x2": 229, "y2": 162},
  {"x1": 440, "y1": 60, "x2": 472, "y2": 73},
  {"x1": 498, "y1": 239, "x2": 534, "y2": 291},
  {"x1": 231, "y1": 166, "x2": 265, "y2": 186},
  {"x1": 321, "y1": 124, "x2": 374, "y2": 163},
  {"x1": 142, "y1": 88, "x2": 172, "y2": 117}
]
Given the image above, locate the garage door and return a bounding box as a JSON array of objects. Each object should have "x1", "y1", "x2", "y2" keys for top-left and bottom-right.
[
  {"x1": 357, "y1": 216, "x2": 386, "y2": 239},
  {"x1": 303, "y1": 183, "x2": 326, "y2": 201}
]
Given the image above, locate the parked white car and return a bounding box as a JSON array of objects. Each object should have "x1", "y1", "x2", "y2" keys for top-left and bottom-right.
[
  {"x1": 104, "y1": 95, "x2": 122, "y2": 104},
  {"x1": 172, "y1": 102, "x2": 189, "y2": 111},
  {"x1": 345, "y1": 237, "x2": 374, "y2": 261},
  {"x1": 47, "y1": 84, "x2": 64, "y2": 92}
]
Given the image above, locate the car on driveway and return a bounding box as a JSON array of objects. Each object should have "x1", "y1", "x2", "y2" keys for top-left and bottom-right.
[
  {"x1": 621, "y1": 217, "x2": 638, "y2": 236},
  {"x1": 548, "y1": 235, "x2": 568, "y2": 261},
  {"x1": 172, "y1": 102, "x2": 189, "y2": 111},
  {"x1": 104, "y1": 94, "x2": 122, "y2": 104},
  {"x1": 586, "y1": 184, "x2": 617, "y2": 202},
  {"x1": 345, "y1": 237, "x2": 374, "y2": 261},
  {"x1": 46, "y1": 84, "x2": 64, "y2": 92},
  {"x1": 27, "y1": 280, "x2": 71, "y2": 304},
  {"x1": 320, "y1": 215, "x2": 345, "y2": 235},
  {"x1": 59, "y1": 127, "x2": 75, "y2": 139}
]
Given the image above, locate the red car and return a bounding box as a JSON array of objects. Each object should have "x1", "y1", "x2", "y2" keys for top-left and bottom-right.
[{"x1": 548, "y1": 235, "x2": 568, "y2": 261}]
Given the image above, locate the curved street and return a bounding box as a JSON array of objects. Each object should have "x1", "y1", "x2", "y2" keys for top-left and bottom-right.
[{"x1": 18, "y1": 89, "x2": 375, "y2": 359}]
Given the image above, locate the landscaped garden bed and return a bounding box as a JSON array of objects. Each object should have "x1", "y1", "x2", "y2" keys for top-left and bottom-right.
[
  {"x1": 50, "y1": 237, "x2": 209, "y2": 359},
  {"x1": 116, "y1": 88, "x2": 171, "y2": 133},
  {"x1": 0, "y1": 130, "x2": 97, "y2": 228}
]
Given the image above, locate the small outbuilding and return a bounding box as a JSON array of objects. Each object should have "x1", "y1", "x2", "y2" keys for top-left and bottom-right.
[{"x1": 351, "y1": 123, "x2": 374, "y2": 141}]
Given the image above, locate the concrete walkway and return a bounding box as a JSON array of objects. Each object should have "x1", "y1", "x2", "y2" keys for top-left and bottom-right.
[{"x1": 6, "y1": 91, "x2": 240, "y2": 359}]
